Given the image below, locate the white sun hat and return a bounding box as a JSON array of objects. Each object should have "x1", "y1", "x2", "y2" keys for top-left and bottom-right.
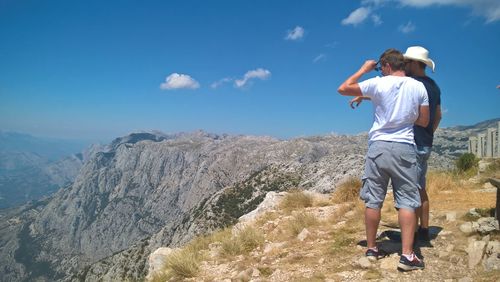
[{"x1": 403, "y1": 46, "x2": 435, "y2": 72}]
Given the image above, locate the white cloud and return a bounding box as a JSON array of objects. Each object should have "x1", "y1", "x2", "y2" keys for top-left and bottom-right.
[
  {"x1": 371, "y1": 14, "x2": 383, "y2": 25},
  {"x1": 362, "y1": 0, "x2": 500, "y2": 23},
  {"x1": 285, "y1": 26, "x2": 305, "y2": 41},
  {"x1": 234, "y1": 68, "x2": 271, "y2": 88},
  {"x1": 210, "y1": 77, "x2": 232, "y2": 89},
  {"x1": 398, "y1": 0, "x2": 500, "y2": 23},
  {"x1": 362, "y1": 0, "x2": 391, "y2": 6},
  {"x1": 398, "y1": 21, "x2": 416, "y2": 33},
  {"x1": 313, "y1": 54, "x2": 327, "y2": 63},
  {"x1": 160, "y1": 73, "x2": 200, "y2": 90},
  {"x1": 341, "y1": 7, "x2": 372, "y2": 26}
]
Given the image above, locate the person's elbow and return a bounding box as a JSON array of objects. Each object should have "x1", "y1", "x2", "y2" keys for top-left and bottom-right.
[
  {"x1": 337, "y1": 83, "x2": 361, "y2": 97},
  {"x1": 337, "y1": 84, "x2": 348, "y2": 96},
  {"x1": 417, "y1": 116, "x2": 430, "y2": 127}
]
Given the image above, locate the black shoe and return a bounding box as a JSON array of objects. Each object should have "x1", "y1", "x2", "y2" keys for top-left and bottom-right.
[
  {"x1": 365, "y1": 248, "x2": 388, "y2": 261},
  {"x1": 397, "y1": 253, "x2": 425, "y2": 271}
]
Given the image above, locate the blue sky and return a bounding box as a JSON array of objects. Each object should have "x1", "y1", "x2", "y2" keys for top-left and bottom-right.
[{"x1": 1, "y1": 0, "x2": 499, "y2": 141}]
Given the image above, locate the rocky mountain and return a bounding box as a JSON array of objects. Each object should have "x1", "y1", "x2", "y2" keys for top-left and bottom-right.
[
  {"x1": 0, "y1": 131, "x2": 90, "y2": 209},
  {"x1": 0, "y1": 118, "x2": 485, "y2": 281},
  {"x1": 450, "y1": 117, "x2": 500, "y2": 133}
]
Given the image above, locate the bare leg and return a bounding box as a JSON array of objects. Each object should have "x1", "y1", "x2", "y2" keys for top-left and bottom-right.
[
  {"x1": 418, "y1": 189, "x2": 429, "y2": 228},
  {"x1": 365, "y1": 207, "x2": 381, "y2": 249},
  {"x1": 398, "y1": 208, "x2": 417, "y2": 254}
]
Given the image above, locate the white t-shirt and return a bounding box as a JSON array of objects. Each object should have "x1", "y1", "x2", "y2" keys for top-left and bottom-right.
[{"x1": 359, "y1": 75, "x2": 429, "y2": 144}]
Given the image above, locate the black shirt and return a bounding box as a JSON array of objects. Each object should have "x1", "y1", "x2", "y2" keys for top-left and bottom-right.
[{"x1": 413, "y1": 76, "x2": 441, "y2": 147}]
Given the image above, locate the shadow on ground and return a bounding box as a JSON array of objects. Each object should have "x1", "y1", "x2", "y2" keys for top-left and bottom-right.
[{"x1": 357, "y1": 225, "x2": 443, "y2": 258}]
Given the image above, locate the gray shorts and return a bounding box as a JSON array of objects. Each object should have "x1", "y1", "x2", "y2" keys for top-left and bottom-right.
[
  {"x1": 360, "y1": 141, "x2": 421, "y2": 211},
  {"x1": 416, "y1": 146, "x2": 432, "y2": 190}
]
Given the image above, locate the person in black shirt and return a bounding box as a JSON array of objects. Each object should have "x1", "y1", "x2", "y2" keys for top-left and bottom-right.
[{"x1": 403, "y1": 46, "x2": 442, "y2": 241}]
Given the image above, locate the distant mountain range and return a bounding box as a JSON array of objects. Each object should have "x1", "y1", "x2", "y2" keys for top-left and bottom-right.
[
  {"x1": 0, "y1": 132, "x2": 90, "y2": 209},
  {"x1": 449, "y1": 117, "x2": 500, "y2": 133},
  {"x1": 0, "y1": 131, "x2": 89, "y2": 161},
  {"x1": 0, "y1": 118, "x2": 496, "y2": 281}
]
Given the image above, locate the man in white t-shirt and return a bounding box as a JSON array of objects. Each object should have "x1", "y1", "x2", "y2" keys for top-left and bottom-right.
[{"x1": 338, "y1": 49, "x2": 429, "y2": 271}]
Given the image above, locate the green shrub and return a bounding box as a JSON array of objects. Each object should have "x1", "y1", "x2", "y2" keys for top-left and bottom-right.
[{"x1": 456, "y1": 153, "x2": 478, "y2": 172}]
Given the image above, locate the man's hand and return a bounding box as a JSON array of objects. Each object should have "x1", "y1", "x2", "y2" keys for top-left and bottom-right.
[
  {"x1": 350, "y1": 96, "x2": 363, "y2": 109},
  {"x1": 338, "y1": 59, "x2": 377, "y2": 97},
  {"x1": 360, "y1": 60, "x2": 377, "y2": 74},
  {"x1": 349, "y1": 96, "x2": 371, "y2": 109}
]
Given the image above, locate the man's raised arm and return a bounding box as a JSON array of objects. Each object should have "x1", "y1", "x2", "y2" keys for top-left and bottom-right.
[{"x1": 338, "y1": 60, "x2": 377, "y2": 97}]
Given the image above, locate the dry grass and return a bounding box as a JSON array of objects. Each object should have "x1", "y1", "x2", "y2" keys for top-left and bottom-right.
[
  {"x1": 362, "y1": 269, "x2": 383, "y2": 280},
  {"x1": 151, "y1": 272, "x2": 171, "y2": 282},
  {"x1": 183, "y1": 233, "x2": 214, "y2": 256},
  {"x1": 426, "y1": 171, "x2": 461, "y2": 194},
  {"x1": 164, "y1": 249, "x2": 200, "y2": 278},
  {"x1": 327, "y1": 202, "x2": 364, "y2": 226},
  {"x1": 220, "y1": 226, "x2": 264, "y2": 257},
  {"x1": 313, "y1": 197, "x2": 332, "y2": 207},
  {"x1": 151, "y1": 231, "x2": 228, "y2": 281},
  {"x1": 284, "y1": 212, "x2": 318, "y2": 237},
  {"x1": 329, "y1": 231, "x2": 356, "y2": 255},
  {"x1": 484, "y1": 159, "x2": 500, "y2": 179},
  {"x1": 332, "y1": 176, "x2": 362, "y2": 204},
  {"x1": 151, "y1": 249, "x2": 201, "y2": 281},
  {"x1": 220, "y1": 236, "x2": 243, "y2": 257},
  {"x1": 254, "y1": 210, "x2": 280, "y2": 226},
  {"x1": 279, "y1": 189, "x2": 313, "y2": 211},
  {"x1": 426, "y1": 171, "x2": 496, "y2": 212},
  {"x1": 293, "y1": 273, "x2": 326, "y2": 282},
  {"x1": 237, "y1": 225, "x2": 265, "y2": 252}
]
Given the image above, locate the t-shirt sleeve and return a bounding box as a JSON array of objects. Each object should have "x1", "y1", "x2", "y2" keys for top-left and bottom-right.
[{"x1": 359, "y1": 77, "x2": 379, "y2": 98}]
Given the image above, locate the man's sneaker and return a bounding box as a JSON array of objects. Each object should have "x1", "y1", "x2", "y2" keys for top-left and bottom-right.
[
  {"x1": 365, "y1": 248, "x2": 388, "y2": 261},
  {"x1": 397, "y1": 253, "x2": 425, "y2": 271}
]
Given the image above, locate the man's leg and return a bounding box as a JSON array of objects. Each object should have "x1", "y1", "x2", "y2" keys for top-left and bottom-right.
[
  {"x1": 416, "y1": 146, "x2": 432, "y2": 240},
  {"x1": 416, "y1": 146, "x2": 431, "y2": 227},
  {"x1": 365, "y1": 207, "x2": 381, "y2": 249},
  {"x1": 418, "y1": 188, "x2": 429, "y2": 229},
  {"x1": 390, "y1": 143, "x2": 425, "y2": 271},
  {"x1": 399, "y1": 208, "x2": 417, "y2": 254},
  {"x1": 360, "y1": 141, "x2": 389, "y2": 259}
]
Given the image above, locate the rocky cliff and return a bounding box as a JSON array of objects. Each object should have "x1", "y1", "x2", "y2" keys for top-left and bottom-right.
[{"x1": 0, "y1": 118, "x2": 479, "y2": 281}]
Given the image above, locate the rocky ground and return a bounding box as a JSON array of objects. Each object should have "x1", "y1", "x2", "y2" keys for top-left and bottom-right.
[{"x1": 148, "y1": 169, "x2": 500, "y2": 281}]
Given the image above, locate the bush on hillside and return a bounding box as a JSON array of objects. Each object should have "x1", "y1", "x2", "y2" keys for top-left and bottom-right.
[
  {"x1": 332, "y1": 176, "x2": 361, "y2": 204},
  {"x1": 455, "y1": 153, "x2": 478, "y2": 172},
  {"x1": 220, "y1": 226, "x2": 264, "y2": 257},
  {"x1": 279, "y1": 190, "x2": 313, "y2": 211}
]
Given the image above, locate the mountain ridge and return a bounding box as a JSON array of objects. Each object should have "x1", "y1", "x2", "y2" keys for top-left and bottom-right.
[{"x1": 0, "y1": 119, "x2": 492, "y2": 281}]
